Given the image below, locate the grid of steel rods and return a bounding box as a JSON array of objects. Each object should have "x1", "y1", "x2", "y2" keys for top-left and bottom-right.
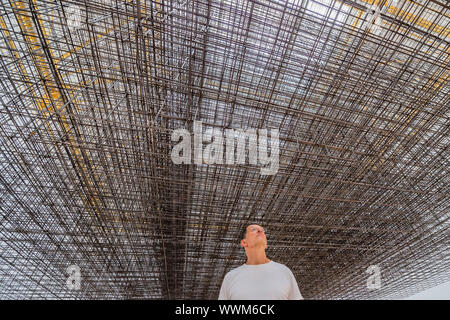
[{"x1": 0, "y1": 0, "x2": 449, "y2": 299}]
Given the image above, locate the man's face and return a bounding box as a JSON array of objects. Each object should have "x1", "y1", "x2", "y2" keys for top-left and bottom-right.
[{"x1": 241, "y1": 224, "x2": 267, "y2": 249}]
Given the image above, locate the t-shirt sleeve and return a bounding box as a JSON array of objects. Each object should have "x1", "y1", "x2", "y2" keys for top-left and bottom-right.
[
  {"x1": 287, "y1": 269, "x2": 304, "y2": 300},
  {"x1": 218, "y1": 273, "x2": 230, "y2": 300}
]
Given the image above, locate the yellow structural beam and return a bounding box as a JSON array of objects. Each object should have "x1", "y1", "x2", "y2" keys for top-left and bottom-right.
[
  {"x1": 354, "y1": 0, "x2": 450, "y2": 37},
  {"x1": 334, "y1": 0, "x2": 449, "y2": 173},
  {"x1": 10, "y1": 1, "x2": 105, "y2": 222}
]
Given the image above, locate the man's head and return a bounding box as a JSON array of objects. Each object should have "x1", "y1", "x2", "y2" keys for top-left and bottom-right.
[{"x1": 240, "y1": 224, "x2": 267, "y2": 249}]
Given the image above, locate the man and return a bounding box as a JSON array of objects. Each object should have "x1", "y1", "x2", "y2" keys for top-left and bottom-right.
[{"x1": 219, "y1": 224, "x2": 303, "y2": 300}]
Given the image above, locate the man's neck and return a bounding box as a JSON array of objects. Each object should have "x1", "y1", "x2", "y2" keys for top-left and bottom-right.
[{"x1": 245, "y1": 249, "x2": 269, "y2": 265}]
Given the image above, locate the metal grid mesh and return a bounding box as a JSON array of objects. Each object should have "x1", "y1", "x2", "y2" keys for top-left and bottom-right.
[{"x1": 0, "y1": 0, "x2": 449, "y2": 299}]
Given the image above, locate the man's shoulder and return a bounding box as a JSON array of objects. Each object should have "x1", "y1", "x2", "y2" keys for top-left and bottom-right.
[
  {"x1": 227, "y1": 264, "x2": 246, "y2": 274},
  {"x1": 223, "y1": 264, "x2": 246, "y2": 278},
  {"x1": 270, "y1": 261, "x2": 294, "y2": 273}
]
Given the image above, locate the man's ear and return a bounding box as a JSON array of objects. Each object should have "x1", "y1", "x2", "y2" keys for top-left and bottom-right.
[{"x1": 240, "y1": 239, "x2": 247, "y2": 247}]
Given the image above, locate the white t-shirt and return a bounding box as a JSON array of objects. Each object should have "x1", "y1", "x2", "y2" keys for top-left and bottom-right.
[{"x1": 218, "y1": 260, "x2": 303, "y2": 300}]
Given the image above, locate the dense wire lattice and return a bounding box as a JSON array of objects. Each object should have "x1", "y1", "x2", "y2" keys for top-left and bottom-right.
[{"x1": 0, "y1": 0, "x2": 449, "y2": 299}]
